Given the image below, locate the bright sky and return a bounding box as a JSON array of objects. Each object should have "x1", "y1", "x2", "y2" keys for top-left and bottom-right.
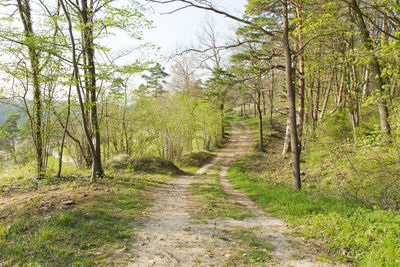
[{"x1": 141, "y1": 0, "x2": 247, "y2": 61}]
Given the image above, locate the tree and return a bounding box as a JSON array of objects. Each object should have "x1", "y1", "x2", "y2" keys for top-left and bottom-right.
[
  {"x1": 282, "y1": 0, "x2": 301, "y2": 190},
  {"x1": 346, "y1": 0, "x2": 391, "y2": 136},
  {"x1": 16, "y1": 0, "x2": 45, "y2": 178},
  {"x1": 204, "y1": 68, "x2": 235, "y2": 141},
  {"x1": 147, "y1": 0, "x2": 302, "y2": 189},
  {"x1": 59, "y1": 0, "x2": 151, "y2": 181},
  {"x1": 140, "y1": 63, "x2": 169, "y2": 99},
  {"x1": 0, "y1": 113, "x2": 20, "y2": 162},
  {"x1": 231, "y1": 45, "x2": 270, "y2": 152}
]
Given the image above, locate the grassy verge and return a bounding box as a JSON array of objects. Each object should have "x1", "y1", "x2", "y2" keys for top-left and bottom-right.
[
  {"x1": 0, "y1": 167, "x2": 172, "y2": 266},
  {"x1": 227, "y1": 153, "x2": 400, "y2": 266},
  {"x1": 223, "y1": 226, "x2": 273, "y2": 266},
  {"x1": 189, "y1": 165, "x2": 273, "y2": 266},
  {"x1": 190, "y1": 167, "x2": 253, "y2": 220},
  {"x1": 225, "y1": 115, "x2": 400, "y2": 265}
]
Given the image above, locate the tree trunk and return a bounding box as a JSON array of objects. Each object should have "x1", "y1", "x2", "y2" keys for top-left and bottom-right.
[
  {"x1": 17, "y1": 0, "x2": 44, "y2": 179},
  {"x1": 81, "y1": 0, "x2": 103, "y2": 179},
  {"x1": 320, "y1": 75, "x2": 333, "y2": 120},
  {"x1": 257, "y1": 76, "x2": 264, "y2": 152},
  {"x1": 262, "y1": 90, "x2": 266, "y2": 116},
  {"x1": 60, "y1": 0, "x2": 98, "y2": 181},
  {"x1": 282, "y1": 0, "x2": 301, "y2": 190},
  {"x1": 269, "y1": 70, "x2": 274, "y2": 126},
  {"x1": 295, "y1": 1, "x2": 305, "y2": 152},
  {"x1": 349, "y1": 0, "x2": 390, "y2": 136},
  {"x1": 312, "y1": 74, "x2": 321, "y2": 130},
  {"x1": 220, "y1": 103, "x2": 224, "y2": 140},
  {"x1": 282, "y1": 119, "x2": 290, "y2": 155},
  {"x1": 57, "y1": 85, "x2": 72, "y2": 177}
]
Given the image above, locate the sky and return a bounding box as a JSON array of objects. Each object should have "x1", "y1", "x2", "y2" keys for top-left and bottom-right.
[
  {"x1": 141, "y1": 0, "x2": 248, "y2": 62},
  {"x1": 0, "y1": 0, "x2": 249, "y2": 95}
]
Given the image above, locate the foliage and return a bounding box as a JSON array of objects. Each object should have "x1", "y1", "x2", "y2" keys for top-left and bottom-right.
[
  {"x1": 316, "y1": 110, "x2": 353, "y2": 141},
  {"x1": 0, "y1": 171, "x2": 170, "y2": 266},
  {"x1": 0, "y1": 113, "x2": 19, "y2": 153},
  {"x1": 103, "y1": 92, "x2": 221, "y2": 162},
  {"x1": 108, "y1": 156, "x2": 183, "y2": 175},
  {"x1": 179, "y1": 151, "x2": 215, "y2": 167},
  {"x1": 139, "y1": 63, "x2": 169, "y2": 98},
  {"x1": 227, "y1": 156, "x2": 400, "y2": 266},
  {"x1": 190, "y1": 169, "x2": 253, "y2": 220}
]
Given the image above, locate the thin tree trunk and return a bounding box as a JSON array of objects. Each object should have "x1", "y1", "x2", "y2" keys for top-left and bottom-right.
[
  {"x1": 17, "y1": 0, "x2": 44, "y2": 179},
  {"x1": 312, "y1": 74, "x2": 321, "y2": 130},
  {"x1": 220, "y1": 103, "x2": 224, "y2": 140},
  {"x1": 60, "y1": 0, "x2": 98, "y2": 181},
  {"x1": 257, "y1": 76, "x2": 264, "y2": 152},
  {"x1": 361, "y1": 67, "x2": 370, "y2": 102},
  {"x1": 81, "y1": 0, "x2": 103, "y2": 179},
  {"x1": 349, "y1": 0, "x2": 390, "y2": 136},
  {"x1": 282, "y1": 119, "x2": 290, "y2": 155},
  {"x1": 295, "y1": 1, "x2": 305, "y2": 152},
  {"x1": 320, "y1": 75, "x2": 333, "y2": 120},
  {"x1": 57, "y1": 84, "x2": 72, "y2": 177},
  {"x1": 262, "y1": 90, "x2": 266, "y2": 116},
  {"x1": 336, "y1": 69, "x2": 345, "y2": 107},
  {"x1": 269, "y1": 70, "x2": 274, "y2": 126},
  {"x1": 282, "y1": 0, "x2": 301, "y2": 190}
]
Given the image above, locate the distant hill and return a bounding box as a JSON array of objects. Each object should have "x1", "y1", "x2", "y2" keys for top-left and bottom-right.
[{"x1": 0, "y1": 103, "x2": 21, "y2": 125}]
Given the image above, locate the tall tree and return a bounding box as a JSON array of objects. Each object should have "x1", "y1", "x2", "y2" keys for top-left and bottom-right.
[
  {"x1": 140, "y1": 63, "x2": 169, "y2": 99},
  {"x1": 16, "y1": 0, "x2": 44, "y2": 178},
  {"x1": 59, "y1": 0, "x2": 151, "y2": 180},
  {"x1": 147, "y1": 0, "x2": 302, "y2": 189},
  {"x1": 204, "y1": 68, "x2": 234, "y2": 141},
  {"x1": 282, "y1": 0, "x2": 301, "y2": 190},
  {"x1": 346, "y1": 0, "x2": 391, "y2": 136}
]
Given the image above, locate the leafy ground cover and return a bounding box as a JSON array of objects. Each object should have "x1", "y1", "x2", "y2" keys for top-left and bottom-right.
[
  {"x1": 0, "y1": 158, "x2": 176, "y2": 266},
  {"x1": 189, "y1": 165, "x2": 274, "y2": 266},
  {"x1": 226, "y1": 116, "x2": 400, "y2": 266},
  {"x1": 190, "y1": 166, "x2": 253, "y2": 221}
]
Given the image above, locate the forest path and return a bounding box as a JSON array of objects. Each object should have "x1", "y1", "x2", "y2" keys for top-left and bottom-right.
[{"x1": 127, "y1": 122, "x2": 338, "y2": 267}]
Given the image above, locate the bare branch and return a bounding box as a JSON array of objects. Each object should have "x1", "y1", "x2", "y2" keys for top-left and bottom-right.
[{"x1": 146, "y1": 0, "x2": 277, "y2": 37}]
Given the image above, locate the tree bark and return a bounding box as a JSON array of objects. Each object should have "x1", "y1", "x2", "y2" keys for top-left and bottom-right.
[
  {"x1": 81, "y1": 0, "x2": 104, "y2": 179},
  {"x1": 282, "y1": 0, "x2": 301, "y2": 190},
  {"x1": 57, "y1": 84, "x2": 72, "y2": 177},
  {"x1": 257, "y1": 76, "x2": 264, "y2": 152},
  {"x1": 269, "y1": 70, "x2": 274, "y2": 126},
  {"x1": 349, "y1": 0, "x2": 390, "y2": 136},
  {"x1": 17, "y1": 0, "x2": 44, "y2": 179},
  {"x1": 60, "y1": 0, "x2": 99, "y2": 181},
  {"x1": 220, "y1": 103, "x2": 224, "y2": 140},
  {"x1": 320, "y1": 75, "x2": 333, "y2": 120},
  {"x1": 295, "y1": 1, "x2": 305, "y2": 152}
]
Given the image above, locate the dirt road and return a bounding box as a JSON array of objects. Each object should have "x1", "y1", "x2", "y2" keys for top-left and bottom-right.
[{"x1": 127, "y1": 122, "x2": 336, "y2": 266}]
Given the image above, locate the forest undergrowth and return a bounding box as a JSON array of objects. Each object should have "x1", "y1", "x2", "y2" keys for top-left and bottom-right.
[
  {"x1": 227, "y1": 114, "x2": 400, "y2": 266},
  {"x1": 0, "y1": 161, "x2": 182, "y2": 266}
]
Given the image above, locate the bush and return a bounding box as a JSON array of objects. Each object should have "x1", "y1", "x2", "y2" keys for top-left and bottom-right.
[
  {"x1": 227, "y1": 159, "x2": 400, "y2": 266},
  {"x1": 318, "y1": 110, "x2": 353, "y2": 141},
  {"x1": 179, "y1": 151, "x2": 214, "y2": 167},
  {"x1": 107, "y1": 156, "x2": 184, "y2": 175}
]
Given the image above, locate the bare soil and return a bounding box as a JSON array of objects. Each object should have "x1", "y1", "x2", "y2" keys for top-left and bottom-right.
[
  {"x1": 127, "y1": 122, "x2": 343, "y2": 267},
  {"x1": 0, "y1": 185, "x2": 108, "y2": 223}
]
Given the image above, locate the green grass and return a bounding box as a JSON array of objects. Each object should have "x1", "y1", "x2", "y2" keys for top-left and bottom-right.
[
  {"x1": 0, "y1": 161, "x2": 90, "y2": 195},
  {"x1": 190, "y1": 168, "x2": 253, "y2": 221},
  {"x1": 0, "y1": 171, "x2": 171, "y2": 266},
  {"x1": 179, "y1": 151, "x2": 215, "y2": 168},
  {"x1": 227, "y1": 157, "x2": 400, "y2": 266},
  {"x1": 223, "y1": 226, "x2": 273, "y2": 266}
]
